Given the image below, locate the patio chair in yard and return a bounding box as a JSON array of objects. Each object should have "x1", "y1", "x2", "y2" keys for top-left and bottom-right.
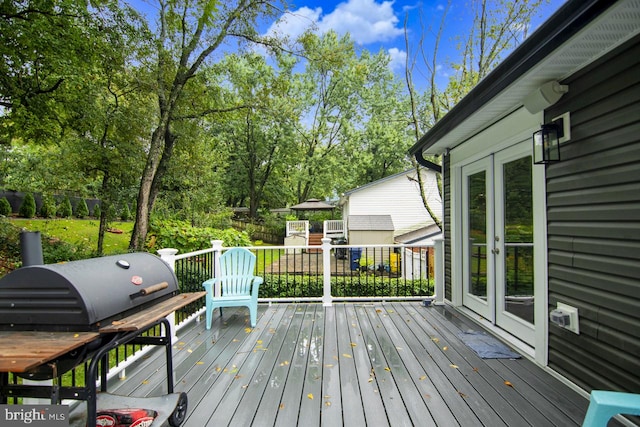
[{"x1": 202, "y1": 247, "x2": 263, "y2": 328}]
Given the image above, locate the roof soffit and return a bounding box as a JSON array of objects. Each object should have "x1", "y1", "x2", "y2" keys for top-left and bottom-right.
[{"x1": 412, "y1": 0, "x2": 640, "y2": 156}]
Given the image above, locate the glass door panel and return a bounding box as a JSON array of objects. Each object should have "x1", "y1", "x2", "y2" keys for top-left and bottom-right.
[
  {"x1": 462, "y1": 157, "x2": 493, "y2": 321},
  {"x1": 502, "y1": 156, "x2": 534, "y2": 324},
  {"x1": 495, "y1": 149, "x2": 535, "y2": 345},
  {"x1": 468, "y1": 171, "x2": 488, "y2": 299},
  {"x1": 461, "y1": 142, "x2": 535, "y2": 346}
]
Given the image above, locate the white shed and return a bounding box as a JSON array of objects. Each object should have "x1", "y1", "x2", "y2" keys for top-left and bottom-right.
[{"x1": 347, "y1": 215, "x2": 395, "y2": 245}]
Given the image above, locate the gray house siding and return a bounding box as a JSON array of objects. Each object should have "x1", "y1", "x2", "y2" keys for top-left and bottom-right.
[
  {"x1": 545, "y1": 34, "x2": 640, "y2": 393},
  {"x1": 444, "y1": 155, "x2": 452, "y2": 301}
]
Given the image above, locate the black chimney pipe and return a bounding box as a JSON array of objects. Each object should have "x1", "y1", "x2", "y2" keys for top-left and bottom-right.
[{"x1": 20, "y1": 230, "x2": 44, "y2": 266}]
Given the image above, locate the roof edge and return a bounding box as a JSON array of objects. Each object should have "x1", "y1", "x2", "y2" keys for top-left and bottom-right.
[{"x1": 408, "y1": 0, "x2": 613, "y2": 156}]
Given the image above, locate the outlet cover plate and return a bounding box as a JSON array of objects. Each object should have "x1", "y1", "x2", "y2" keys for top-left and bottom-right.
[{"x1": 557, "y1": 302, "x2": 579, "y2": 334}]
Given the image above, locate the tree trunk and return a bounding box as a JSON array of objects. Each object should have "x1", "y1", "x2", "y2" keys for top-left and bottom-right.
[
  {"x1": 96, "y1": 173, "x2": 110, "y2": 256},
  {"x1": 149, "y1": 128, "x2": 177, "y2": 211},
  {"x1": 129, "y1": 124, "x2": 166, "y2": 251}
]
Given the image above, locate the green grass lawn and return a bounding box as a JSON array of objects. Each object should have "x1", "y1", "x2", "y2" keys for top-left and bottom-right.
[{"x1": 10, "y1": 218, "x2": 133, "y2": 254}]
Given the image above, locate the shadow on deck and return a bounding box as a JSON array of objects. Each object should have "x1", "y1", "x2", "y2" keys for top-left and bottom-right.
[{"x1": 100, "y1": 303, "x2": 592, "y2": 426}]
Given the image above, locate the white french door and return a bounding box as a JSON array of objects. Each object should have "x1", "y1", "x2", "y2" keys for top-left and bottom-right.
[{"x1": 461, "y1": 142, "x2": 535, "y2": 346}]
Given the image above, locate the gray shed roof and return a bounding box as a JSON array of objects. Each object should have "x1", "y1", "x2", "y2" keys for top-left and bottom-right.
[{"x1": 348, "y1": 215, "x2": 394, "y2": 231}]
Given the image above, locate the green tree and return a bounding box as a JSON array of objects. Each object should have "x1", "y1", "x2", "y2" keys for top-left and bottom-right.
[
  {"x1": 57, "y1": 6, "x2": 152, "y2": 255},
  {"x1": 0, "y1": 0, "x2": 129, "y2": 144},
  {"x1": 283, "y1": 31, "x2": 413, "y2": 202},
  {"x1": 120, "y1": 204, "x2": 131, "y2": 221},
  {"x1": 92, "y1": 203, "x2": 102, "y2": 219},
  {"x1": 39, "y1": 194, "x2": 56, "y2": 218},
  {"x1": 403, "y1": 0, "x2": 546, "y2": 229},
  {"x1": 213, "y1": 53, "x2": 298, "y2": 218},
  {"x1": 0, "y1": 197, "x2": 11, "y2": 216},
  {"x1": 1, "y1": 1, "x2": 150, "y2": 255},
  {"x1": 0, "y1": 144, "x2": 87, "y2": 196},
  {"x1": 58, "y1": 196, "x2": 72, "y2": 218},
  {"x1": 441, "y1": 0, "x2": 544, "y2": 109},
  {"x1": 129, "y1": 0, "x2": 282, "y2": 251},
  {"x1": 288, "y1": 31, "x2": 370, "y2": 202},
  {"x1": 346, "y1": 50, "x2": 412, "y2": 187},
  {"x1": 19, "y1": 193, "x2": 36, "y2": 218},
  {"x1": 75, "y1": 199, "x2": 89, "y2": 218}
]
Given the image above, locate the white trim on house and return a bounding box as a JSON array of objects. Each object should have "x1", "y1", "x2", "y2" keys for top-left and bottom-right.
[{"x1": 449, "y1": 107, "x2": 548, "y2": 365}]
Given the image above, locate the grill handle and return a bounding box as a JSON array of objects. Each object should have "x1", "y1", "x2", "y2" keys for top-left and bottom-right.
[{"x1": 130, "y1": 281, "x2": 169, "y2": 299}]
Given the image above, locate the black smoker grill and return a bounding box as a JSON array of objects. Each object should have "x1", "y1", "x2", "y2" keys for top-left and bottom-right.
[
  {"x1": 0, "y1": 252, "x2": 179, "y2": 332},
  {"x1": 0, "y1": 251, "x2": 205, "y2": 427}
]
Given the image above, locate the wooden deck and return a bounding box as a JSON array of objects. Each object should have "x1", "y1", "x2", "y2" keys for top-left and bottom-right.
[{"x1": 101, "y1": 303, "x2": 593, "y2": 426}]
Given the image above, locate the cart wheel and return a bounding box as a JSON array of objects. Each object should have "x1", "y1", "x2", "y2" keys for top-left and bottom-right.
[{"x1": 169, "y1": 392, "x2": 188, "y2": 426}]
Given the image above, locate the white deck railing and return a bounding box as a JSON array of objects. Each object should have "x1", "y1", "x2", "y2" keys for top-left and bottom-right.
[
  {"x1": 95, "y1": 238, "x2": 444, "y2": 393},
  {"x1": 160, "y1": 238, "x2": 445, "y2": 307},
  {"x1": 323, "y1": 219, "x2": 345, "y2": 238},
  {"x1": 286, "y1": 220, "x2": 309, "y2": 239}
]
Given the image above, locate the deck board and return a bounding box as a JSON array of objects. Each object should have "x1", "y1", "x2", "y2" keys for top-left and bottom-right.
[
  {"x1": 96, "y1": 302, "x2": 591, "y2": 426},
  {"x1": 342, "y1": 304, "x2": 389, "y2": 426},
  {"x1": 331, "y1": 304, "x2": 364, "y2": 426},
  {"x1": 362, "y1": 304, "x2": 437, "y2": 426},
  {"x1": 355, "y1": 304, "x2": 415, "y2": 427},
  {"x1": 225, "y1": 307, "x2": 294, "y2": 426},
  {"x1": 199, "y1": 304, "x2": 292, "y2": 426},
  {"x1": 415, "y1": 303, "x2": 545, "y2": 426},
  {"x1": 377, "y1": 303, "x2": 467, "y2": 426},
  {"x1": 296, "y1": 305, "x2": 324, "y2": 426},
  {"x1": 392, "y1": 303, "x2": 508, "y2": 426},
  {"x1": 319, "y1": 304, "x2": 346, "y2": 427},
  {"x1": 272, "y1": 304, "x2": 318, "y2": 426},
  {"x1": 205, "y1": 305, "x2": 291, "y2": 426}
]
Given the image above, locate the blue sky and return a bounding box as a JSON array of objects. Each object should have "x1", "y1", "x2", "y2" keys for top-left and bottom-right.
[
  {"x1": 131, "y1": 0, "x2": 568, "y2": 86},
  {"x1": 265, "y1": 0, "x2": 568, "y2": 81}
]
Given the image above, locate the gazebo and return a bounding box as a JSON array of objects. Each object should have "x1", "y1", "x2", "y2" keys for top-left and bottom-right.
[
  {"x1": 289, "y1": 198, "x2": 335, "y2": 219},
  {"x1": 286, "y1": 199, "x2": 341, "y2": 251}
]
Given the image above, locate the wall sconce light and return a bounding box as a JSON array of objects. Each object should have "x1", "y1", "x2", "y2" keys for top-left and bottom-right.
[{"x1": 533, "y1": 117, "x2": 565, "y2": 164}]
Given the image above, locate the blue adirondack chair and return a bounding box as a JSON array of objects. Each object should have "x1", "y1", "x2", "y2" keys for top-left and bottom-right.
[{"x1": 202, "y1": 247, "x2": 263, "y2": 328}]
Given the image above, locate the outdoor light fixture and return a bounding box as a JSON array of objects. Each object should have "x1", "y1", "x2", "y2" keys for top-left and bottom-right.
[
  {"x1": 533, "y1": 117, "x2": 565, "y2": 164},
  {"x1": 523, "y1": 81, "x2": 568, "y2": 114}
]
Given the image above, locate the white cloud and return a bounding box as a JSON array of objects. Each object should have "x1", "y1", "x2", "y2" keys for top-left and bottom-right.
[
  {"x1": 387, "y1": 47, "x2": 406, "y2": 72},
  {"x1": 266, "y1": 0, "x2": 404, "y2": 45},
  {"x1": 264, "y1": 6, "x2": 321, "y2": 42}
]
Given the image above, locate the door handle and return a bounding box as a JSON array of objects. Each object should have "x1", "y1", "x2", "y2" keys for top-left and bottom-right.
[{"x1": 491, "y1": 248, "x2": 500, "y2": 255}]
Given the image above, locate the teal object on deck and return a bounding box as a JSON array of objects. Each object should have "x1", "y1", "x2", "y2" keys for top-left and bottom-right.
[
  {"x1": 582, "y1": 390, "x2": 640, "y2": 426},
  {"x1": 203, "y1": 247, "x2": 263, "y2": 328}
]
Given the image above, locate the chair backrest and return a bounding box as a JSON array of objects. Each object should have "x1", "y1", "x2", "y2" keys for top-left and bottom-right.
[{"x1": 218, "y1": 247, "x2": 257, "y2": 297}]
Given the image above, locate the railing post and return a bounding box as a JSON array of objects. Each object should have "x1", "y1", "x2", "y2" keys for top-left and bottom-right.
[
  {"x1": 211, "y1": 240, "x2": 224, "y2": 298},
  {"x1": 433, "y1": 237, "x2": 445, "y2": 305},
  {"x1": 321, "y1": 237, "x2": 333, "y2": 307},
  {"x1": 158, "y1": 248, "x2": 178, "y2": 271},
  {"x1": 157, "y1": 248, "x2": 179, "y2": 343}
]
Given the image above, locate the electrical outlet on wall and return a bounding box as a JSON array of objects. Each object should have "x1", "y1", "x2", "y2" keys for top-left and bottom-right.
[{"x1": 556, "y1": 302, "x2": 580, "y2": 334}]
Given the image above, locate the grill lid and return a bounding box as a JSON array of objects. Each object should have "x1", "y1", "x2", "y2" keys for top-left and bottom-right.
[{"x1": 0, "y1": 252, "x2": 179, "y2": 331}]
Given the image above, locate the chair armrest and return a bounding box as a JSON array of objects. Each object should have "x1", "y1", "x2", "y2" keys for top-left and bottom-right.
[
  {"x1": 202, "y1": 277, "x2": 221, "y2": 296},
  {"x1": 251, "y1": 276, "x2": 263, "y2": 298}
]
